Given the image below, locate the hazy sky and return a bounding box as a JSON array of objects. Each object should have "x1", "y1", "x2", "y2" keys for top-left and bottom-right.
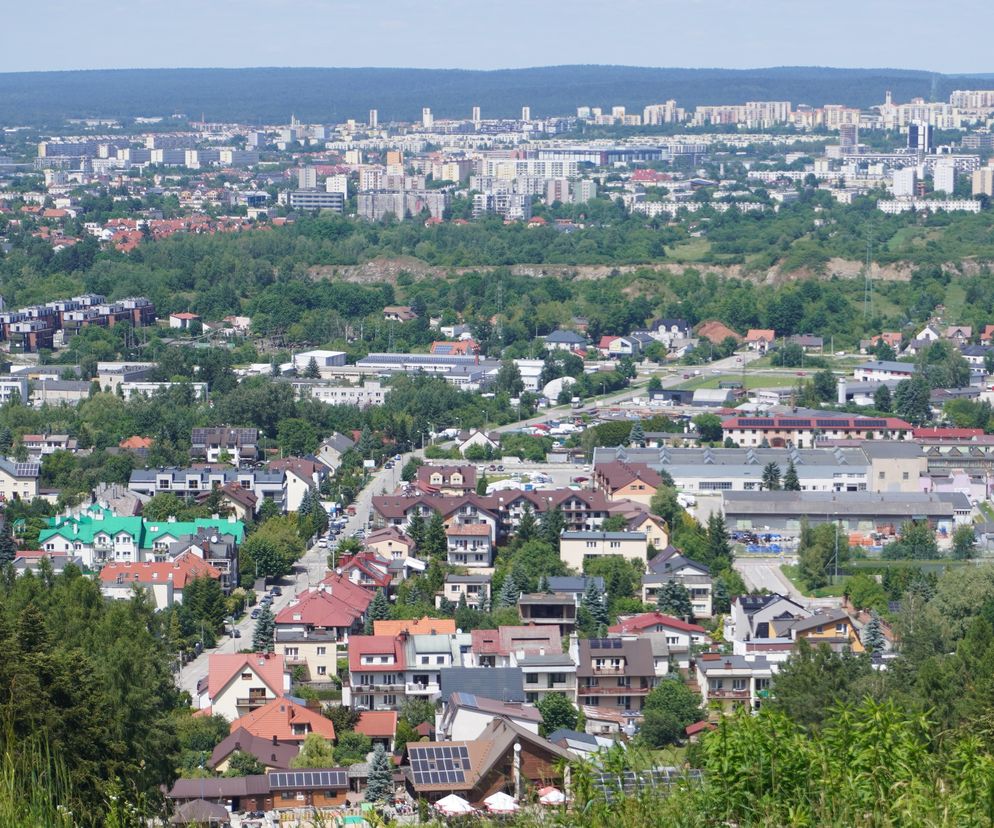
[{"x1": 6, "y1": 0, "x2": 994, "y2": 74}]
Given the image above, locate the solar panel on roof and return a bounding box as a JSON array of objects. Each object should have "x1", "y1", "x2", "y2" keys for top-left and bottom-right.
[
  {"x1": 779, "y1": 419, "x2": 812, "y2": 428},
  {"x1": 816, "y1": 419, "x2": 840, "y2": 428},
  {"x1": 739, "y1": 418, "x2": 774, "y2": 427},
  {"x1": 857, "y1": 419, "x2": 887, "y2": 428}
]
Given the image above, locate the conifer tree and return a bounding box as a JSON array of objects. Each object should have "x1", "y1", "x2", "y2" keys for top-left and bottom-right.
[
  {"x1": 364, "y1": 589, "x2": 390, "y2": 634},
  {"x1": 366, "y1": 743, "x2": 394, "y2": 802},
  {"x1": 252, "y1": 604, "x2": 275, "y2": 653},
  {"x1": 784, "y1": 459, "x2": 801, "y2": 491}
]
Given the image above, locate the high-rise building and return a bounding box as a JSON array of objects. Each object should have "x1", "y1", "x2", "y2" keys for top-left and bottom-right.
[
  {"x1": 472, "y1": 106, "x2": 481, "y2": 124},
  {"x1": 908, "y1": 122, "x2": 934, "y2": 155},
  {"x1": 839, "y1": 123, "x2": 859, "y2": 149},
  {"x1": 298, "y1": 166, "x2": 317, "y2": 189},
  {"x1": 892, "y1": 166, "x2": 917, "y2": 197},
  {"x1": 521, "y1": 106, "x2": 531, "y2": 121},
  {"x1": 325, "y1": 174, "x2": 348, "y2": 198},
  {"x1": 422, "y1": 107, "x2": 433, "y2": 129},
  {"x1": 933, "y1": 163, "x2": 956, "y2": 194},
  {"x1": 972, "y1": 166, "x2": 994, "y2": 197},
  {"x1": 368, "y1": 109, "x2": 378, "y2": 129}
]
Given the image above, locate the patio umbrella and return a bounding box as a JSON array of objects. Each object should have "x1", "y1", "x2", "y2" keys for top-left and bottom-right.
[
  {"x1": 434, "y1": 793, "x2": 475, "y2": 816},
  {"x1": 483, "y1": 791, "x2": 519, "y2": 814},
  {"x1": 538, "y1": 786, "x2": 566, "y2": 805}
]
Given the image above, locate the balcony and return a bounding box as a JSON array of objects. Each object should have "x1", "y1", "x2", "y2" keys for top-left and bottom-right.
[
  {"x1": 591, "y1": 666, "x2": 626, "y2": 675},
  {"x1": 406, "y1": 682, "x2": 441, "y2": 695},
  {"x1": 578, "y1": 684, "x2": 649, "y2": 696},
  {"x1": 237, "y1": 696, "x2": 270, "y2": 709},
  {"x1": 708, "y1": 688, "x2": 751, "y2": 700},
  {"x1": 284, "y1": 656, "x2": 307, "y2": 666},
  {"x1": 356, "y1": 681, "x2": 404, "y2": 692}
]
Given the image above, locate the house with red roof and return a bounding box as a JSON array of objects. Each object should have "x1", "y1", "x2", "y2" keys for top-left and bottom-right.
[
  {"x1": 364, "y1": 526, "x2": 416, "y2": 560},
  {"x1": 354, "y1": 710, "x2": 398, "y2": 753},
  {"x1": 199, "y1": 652, "x2": 289, "y2": 721},
  {"x1": 608, "y1": 611, "x2": 710, "y2": 669},
  {"x1": 593, "y1": 460, "x2": 664, "y2": 506},
  {"x1": 337, "y1": 550, "x2": 392, "y2": 591},
  {"x1": 169, "y1": 312, "x2": 201, "y2": 330},
  {"x1": 99, "y1": 552, "x2": 221, "y2": 610},
  {"x1": 229, "y1": 697, "x2": 336, "y2": 743},
  {"x1": 343, "y1": 635, "x2": 407, "y2": 711},
  {"x1": 745, "y1": 329, "x2": 776, "y2": 352}
]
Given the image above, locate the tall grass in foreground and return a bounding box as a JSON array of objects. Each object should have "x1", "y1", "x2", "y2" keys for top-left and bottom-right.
[{"x1": 0, "y1": 727, "x2": 75, "y2": 828}]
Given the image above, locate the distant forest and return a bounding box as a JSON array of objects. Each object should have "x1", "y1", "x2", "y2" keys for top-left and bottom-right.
[{"x1": 2, "y1": 65, "x2": 994, "y2": 126}]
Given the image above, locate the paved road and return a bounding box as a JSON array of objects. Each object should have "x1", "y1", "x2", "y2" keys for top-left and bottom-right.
[
  {"x1": 734, "y1": 555, "x2": 843, "y2": 610},
  {"x1": 176, "y1": 450, "x2": 422, "y2": 700}
]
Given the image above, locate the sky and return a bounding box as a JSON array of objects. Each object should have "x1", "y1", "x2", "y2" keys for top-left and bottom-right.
[{"x1": 5, "y1": 0, "x2": 994, "y2": 75}]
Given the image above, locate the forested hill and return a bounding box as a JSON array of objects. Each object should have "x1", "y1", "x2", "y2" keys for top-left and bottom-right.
[{"x1": 3, "y1": 65, "x2": 994, "y2": 125}]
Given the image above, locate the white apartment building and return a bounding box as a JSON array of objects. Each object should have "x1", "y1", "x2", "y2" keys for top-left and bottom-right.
[{"x1": 892, "y1": 166, "x2": 917, "y2": 197}]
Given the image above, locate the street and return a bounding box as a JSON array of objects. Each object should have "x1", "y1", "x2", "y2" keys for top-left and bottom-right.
[
  {"x1": 176, "y1": 450, "x2": 423, "y2": 700},
  {"x1": 734, "y1": 555, "x2": 843, "y2": 611}
]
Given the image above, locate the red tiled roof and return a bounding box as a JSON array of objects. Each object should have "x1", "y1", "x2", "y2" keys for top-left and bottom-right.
[
  {"x1": 230, "y1": 697, "x2": 335, "y2": 743},
  {"x1": 373, "y1": 617, "x2": 456, "y2": 636},
  {"x1": 99, "y1": 552, "x2": 220, "y2": 591},
  {"x1": 119, "y1": 436, "x2": 153, "y2": 450},
  {"x1": 348, "y1": 635, "x2": 406, "y2": 672},
  {"x1": 594, "y1": 460, "x2": 663, "y2": 492},
  {"x1": 913, "y1": 427, "x2": 984, "y2": 439},
  {"x1": 355, "y1": 710, "x2": 398, "y2": 739},
  {"x1": 275, "y1": 587, "x2": 364, "y2": 629},
  {"x1": 608, "y1": 611, "x2": 707, "y2": 635},
  {"x1": 207, "y1": 652, "x2": 286, "y2": 701}
]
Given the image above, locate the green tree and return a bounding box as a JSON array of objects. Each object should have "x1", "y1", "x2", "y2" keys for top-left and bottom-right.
[
  {"x1": 304, "y1": 357, "x2": 321, "y2": 379},
  {"x1": 761, "y1": 462, "x2": 782, "y2": 491},
  {"x1": 278, "y1": 417, "x2": 318, "y2": 457},
  {"x1": 952, "y1": 524, "x2": 977, "y2": 560},
  {"x1": 629, "y1": 420, "x2": 646, "y2": 447},
  {"x1": 497, "y1": 572, "x2": 520, "y2": 608},
  {"x1": 0, "y1": 523, "x2": 17, "y2": 566},
  {"x1": 986, "y1": 350, "x2": 994, "y2": 376},
  {"x1": 290, "y1": 733, "x2": 337, "y2": 768},
  {"x1": 656, "y1": 581, "x2": 693, "y2": 620},
  {"x1": 540, "y1": 505, "x2": 566, "y2": 544},
  {"x1": 812, "y1": 369, "x2": 836, "y2": 402},
  {"x1": 602, "y1": 514, "x2": 628, "y2": 532},
  {"x1": 705, "y1": 512, "x2": 733, "y2": 572},
  {"x1": 516, "y1": 507, "x2": 537, "y2": 541},
  {"x1": 783, "y1": 459, "x2": 801, "y2": 491},
  {"x1": 798, "y1": 522, "x2": 849, "y2": 589},
  {"x1": 580, "y1": 578, "x2": 609, "y2": 629},
  {"x1": 885, "y1": 520, "x2": 939, "y2": 560},
  {"x1": 252, "y1": 603, "x2": 275, "y2": 653},
  {"x1": 893, "y1": 376, "x2": 932, "y2": 425},
  {"x1": 638, "y1": 678, "x2": 703, "y2": 748},
  {"x1": 874, "y1": 383, "x2": 892, "y2": 412},
  {"x1": 333, "y1": 731, "x2": 372, "y2": 765},
  {"x1": 225, "y1": 750, "x2": 266, "y2": 777},
  {"x1": 861, "y1": 611, "x2": 886, "y2": 654},
  {"x1": 692, "y1": 413, "x2": 723, "y2": 443},
  {"x1": 365, "y1": 743, "x2": 394, "y2": 801},
  {"x1": 422, "y1": 511, "x2": 447, "y2": 560},
  {"x1": 400, "y1": 697, "x2": 436, "y2": 728},
  {"x1": 325, "y1": 705, "x2": 360, "y2": 734},
  {"x1": 476, "y1": 472, "x2": 489, "y2": 495},
  {"x1": 401, "y1": 457, "x2": 423, "y2": 483},
  {"x1": 536, "y1": 692, "x2": 579, "y2": 737},
  {"x1": 767, "y1": 639, "x2": 873, "y2": 730},
  {"x1": 0, "y1": 426, "x2": 12, "y2": 455},
  {"x1": 364, "y1": 589, "x2": 390, "y2": 634},
  {"x1": 495, "y1": 361, "x2": 524, "y2": 396},
  {"x1": 407, "y1": 512, "x2": 426, "y2": 550}
]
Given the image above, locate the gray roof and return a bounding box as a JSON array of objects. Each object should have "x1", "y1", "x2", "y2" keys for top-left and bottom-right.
[
  {"x1": 33, "y1": 380, "x2": 91, "y2": 391},
  {"x1": 721, "y1": 490, "x2": 970, "y2": 517},
  {"x1": 445, "y1": 573, "x2": 492, "y2": 585},
  {"x1": 0, "y1": 458, "x2": 40, "y2": 478},
  {"x1": 547, "y1": 575, "x2": 605, "y2": 593},
  {"x1": 856, "y1": 360, "x2": 918, "y2": 373},
  {"x1": 438, "y1": 667, "x2": 524, "y2": 703},
  {"x1": 544, "y1": 329, "x2": 587, "y2": 344},
  {"x1": 561, "y1": 531, "x2": 646, "y2": 541},
  {"x1": 596, "y1": 445, "x2": 870, "y2": 472},
  {"x1": 515, "y1": 653, "x2": 576, "y2": 668},
  {"x1": 321, "y1": 432, "x2": 355, "y2": 454},
  {"x1": 789, "y1": 608, "x2": 852, "y2": 634},
  {"x1": 698, "y1": 655, "x2": 774, "y2": 674},
  {"x1": 547, "y1": 728, "x2": 598, "y2": 749}
]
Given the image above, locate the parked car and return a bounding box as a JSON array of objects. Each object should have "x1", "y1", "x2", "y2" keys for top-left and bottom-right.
[
  {"x1": 232, "y1": 629, "x2": 241, "y2": 639},
  {"x1": 250, "y1": 609, "x2": 260, "y2": 619},
  {"x1": 271, "y1": 586, "x2": 282, "y2": 596}
]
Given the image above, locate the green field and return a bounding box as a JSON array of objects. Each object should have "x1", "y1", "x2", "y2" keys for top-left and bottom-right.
[{"x1": 675, "y1": 371, "x2": 800, "y2": 391}]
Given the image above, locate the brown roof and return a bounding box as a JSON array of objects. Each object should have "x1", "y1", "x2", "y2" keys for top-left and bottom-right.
[
  {"x1": 373, "y1": 617, "x2": 456, "y2": 636},
  {"x1": 696, "y1": 320, "x2": 742, "y2": 344},
  {"x1": 445, "y1": 524, "x2": 491, "y2": 537},
  {"x1": 209, "y1": 727, "x2": 299, "y2": 770},
  {"x1": 576, "y1": 638, "x2": 655, "y2": 678},
  {"x1": 355, "y1": 710, "x2": 398, "y2": 739},
  {"x1": 229, "y1": 698, "x2": 335, "y2": 743},
  {"x1": 471, "y1": 625, "x2": 561, "y2": 657},
  {"x1": 594, "y1": 460, "x2": 663, "y2": 492}
]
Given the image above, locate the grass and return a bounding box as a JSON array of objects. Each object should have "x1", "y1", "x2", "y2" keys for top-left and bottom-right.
[
  {"x1": 781, "y1": 564, "x2": 848, "y2": 598},
  {"x1": 675, "y1": 372, "x2": 797, "y2": 391},
  {"x1": 665, "y1": 238, "x2": 712, "y2": 262}
]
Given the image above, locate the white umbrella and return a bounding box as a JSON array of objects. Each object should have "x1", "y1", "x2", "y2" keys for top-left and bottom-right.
[
  {"x1": 538, "y1": 786, "x2": 566, "y2": 805},
  {"x1": 483, "y1": 791, "x2": 519, "y2": 814},
  {"x1": 434, "y1": 793, "x2": 475, "y2": 816}
]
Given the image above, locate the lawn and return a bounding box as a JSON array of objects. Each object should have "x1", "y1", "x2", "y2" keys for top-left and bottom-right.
[
  {"x1": 665, "y1": 238, "x2": 712, "y2": 263},
  {"x1": 675, "y1": 372, "x2": 800, "y2": 391},
  {"x1": 781, "y1": 564, "x2": 848, "y2": 598}
]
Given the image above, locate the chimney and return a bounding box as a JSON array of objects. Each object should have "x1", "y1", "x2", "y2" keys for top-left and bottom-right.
[{"x1": 272, "y1": 735, "x2": 278, "y2": 745}]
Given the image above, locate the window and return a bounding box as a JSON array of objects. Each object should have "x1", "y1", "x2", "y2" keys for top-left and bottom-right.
[
  {"x1": 526, "y1": 673, "x2": 538, "y2": 684},
  {"x1": 383, "y1": 694, "x2": 397, "y2": 706},
  {"x1": 609, "y1": 541, "x2": 620, "y2": 549},
  {"x1": 421, "y1": 656, "x2": 430, "y2": 665},
  {"x1": 835, "y1": 623, "x2": 846, "y2": 634},
  {"x1": 551, "y1": 673, "x2": 567, "y2": 685},
  {"x1": 316, "y1": 647, "x2": 326, "y2": 656},
  {"x1": 732, "y1": 678, "x2": 747, "y2": 691},
  {"x1": 317, "y1": 666, "x2": 327, "y2": 675},
  {"x1": 902, "y1": 472, "x2": 910, "y2": 480},
  {"x1": 878, "y1": 471, "x2": 885, "y2": 480}
]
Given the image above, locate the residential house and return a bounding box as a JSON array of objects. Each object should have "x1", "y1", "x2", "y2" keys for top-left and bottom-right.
[
  {"x1": 466, "y1": 625, "x2": 575, "y2": 705},
  {"x1": 336, "y1": 550, "x2": 393, "y2": 591},
  {"x1": 437, "y1": 573, "x2": 491, "y2": 610},
  {"x1": 607, "y1": 612, "x2": 710, "y2": 670},
  {"x1": 274, "y1": 587, "x2": 369, "y2": 681},
  {"x1": 190, "y1": 427, "x2": 259, "y2": 465},
  {"x1": 641, "y1": 550, "x2": 714, "y2": 618},
  {"x1": 546, "y1": 728, "x2": 615, "y2": 758},
  {"x1": 416, "y1": 464, "x2": 477, "y2": 496},
  {"x1": 13, "y1": 550, "x2": 83, "y2": 576},
  {"x1": 593, "y1": 460, "x2": 663, "y2": 505},
  {"x1": 163, "y1": 529, "x2": 240, "y2": 592},
  {"x1": 167, "y1": 770, "x2": 349, "y2": 814},
  {"x1": 430, "y1": 340, "x2": 480, "y2": 356},
  {"x1": 597, "y1": 335, "x2": 642, "y2": 358},
  {"x1": 457, "y1": 429, "x2": 501, "y2": 456},
  {"x1": 647, "y1": 318, "x2": 691, "y2": 347},
  {"x1": 98, "y1": 552, "x2": 222, "y2": 610},
  {"x1": 0, "y1": 458, "x2": 41, "y2": 502},
  {"x1": 129, "y1": 467, "x2": 285, "y2": 514},
  {"x1": 316, "y1": 432, "x2": 356, "y2": 472},
  {"x1": 789, "y1": 609, "x2": 864, "y2": 653},
  {"x1": 543, "y1": 329, "x2": 587, "y2": 352},
  {"x1": 355, "y1": 710, "x2": 398, "y2": 753},
  {"x1": 745, "y1": 329, "x2": 776, "y2": 352},
  {"x1": 229, "y1": 697, "x2": 336, "y2": 743},
  {"x1": 854, "y1": 360, "x2": 919, "y2": 382},
  {"x1": 373, "y1": 617, "x2": 457, "y2": 637},
  {"x1": 437, "y1": 692, "x2": 543, "y2": 741},
  {"x1": 518, "y1": 592, "x2": 578, "y2": 636},
  {"x1": 344, "y1": 635, "x2": 407, "y2": 711},
  {"x1": 364, "y1": 526, "x2": 416, "y2": 560},
  {"x1": 383, "y1": 306, "x2": 417, "y2": 322},
  {"x1": 169, "y1": 312, "x2": 201, "y2": 329},
  {"x1": 21, "y1": 434, "x2": 77, "y2": 458},
  {"x1": 575, "y1": 637, "x2": 660, "y2": 714},
  {"x1": 268, "y1": 458, "x2": 328, "y2": 513},
  {"x1": 558, "y1": 531, "x2": 648, "y2": 572},
  {"x1": 726, "y1": 593, "x2": 812, "y2": 660},
  {"x1": 405, "y1": 718, "x2": 571, "y2": 806},
  {"x1": 946, "y1": 325, "x2": 973, "y2": 344},
  {"x1": 696, "y1": 653, "x2": 774, "y2": 715},
  {"x1": 208, "y1": 727, "x2": 299, "y2": 773},
  {"x1": 199, "y1": 653, "x2": 289, "y2": 721},
  {"x1": 788, "y1": 334, "x2": 824, "y2": 352},
  {"x1": 445, "y1": 523, "x2": 493, "y2": 567},
  {"x1": 626, "y1": 511, "x2": 670, "y2": 550}
]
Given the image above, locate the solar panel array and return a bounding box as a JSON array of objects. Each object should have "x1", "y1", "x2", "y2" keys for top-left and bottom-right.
[
  {"x1": 856, "y1": 419, "x2": 888, "y2": 428},
  {"x1": 13, "y1": 462, "x2": 39, "y2": 476},
  {"x1": 778, "y1": 419, "x2": 812, "y2": 428},
  {"x1": 589, "y1": 638, "x2": 623, "y2": 650},
  {"x1": 816, "y1": 419, "x2": 842, "y2": 428},
  {"x1": 409, "y1": 745, "x2": 471, "y2": 787},
  {"x1": 591, "y1": 768, "x2": 703, "y2": 800},
  {"x1": 268, "y1": 771, "x2": 348, "y2": 790},
  {"x1": 737, "y1": 419, "x2": 774, "y2": 427}
]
